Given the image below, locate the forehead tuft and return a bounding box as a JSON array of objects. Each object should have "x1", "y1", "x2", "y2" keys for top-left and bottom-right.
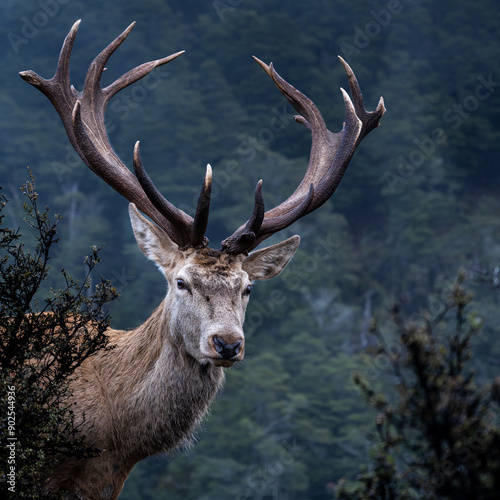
[{"x1": 188, "y1": 248, "x2": 244, "y2": 277}]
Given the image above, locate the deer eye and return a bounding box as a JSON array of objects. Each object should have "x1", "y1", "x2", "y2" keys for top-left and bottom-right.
[
  {"x1": 243, "y1": 284, "x2": 253, "y2": 296},
  {"x1": 176, "y1": 278, "x2": 186, "y2": 290}
]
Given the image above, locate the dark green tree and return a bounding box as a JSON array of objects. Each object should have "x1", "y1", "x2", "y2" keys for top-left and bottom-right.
[
  {"x1": 0, "y1": 177, "x2": 118, "y2": 498},
  {"x1": 336, "y1": 271, "x2": 500, "y2": 499}
]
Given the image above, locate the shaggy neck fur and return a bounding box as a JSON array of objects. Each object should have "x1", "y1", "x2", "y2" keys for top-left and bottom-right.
[{"x1": 48, "y1": 299, "x2": 225, "y2": 499}]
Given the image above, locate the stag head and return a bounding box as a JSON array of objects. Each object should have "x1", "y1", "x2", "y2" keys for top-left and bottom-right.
[
  {"x1": 20, "y1": 21, "x2": 385, "y2": 368},
  {"x1": 129, "y1": 204, "x2": 299, "y2": 367}
]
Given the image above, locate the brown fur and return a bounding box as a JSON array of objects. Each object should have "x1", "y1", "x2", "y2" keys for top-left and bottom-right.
[
  {"x1": 43, "y1": 207, "x2": 300, "y2": 498},
  {"x1": 48, "y1": 303, "x2": 225, "y2": 498}
]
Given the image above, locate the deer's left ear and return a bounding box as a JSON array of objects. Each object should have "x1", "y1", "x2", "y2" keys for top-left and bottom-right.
[
  {"x1": 128, "y1": 203, "x2": 181, "y2": 274},
  {"x1": 242, "y1": 235, "x2": 300, "y2": 281}
]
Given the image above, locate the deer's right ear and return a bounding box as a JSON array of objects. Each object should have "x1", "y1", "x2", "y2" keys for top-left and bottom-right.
[
  {"x1": 242, "y1": 235, "x2": 300, "y2": 281},
  {"x1": 128, "y1": 204, "x2": 180, "y2": 273}
]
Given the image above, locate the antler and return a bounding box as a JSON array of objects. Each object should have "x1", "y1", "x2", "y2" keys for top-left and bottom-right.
[
  {"x1": 19, "y1": 20, "x2": 211, "y2": 249},
  {"x1": 21, "y1": 21, "x2": 385, "y2": 255},
  {"x1": 221, "y1": 56, "x2": 386, "y2": 254}
]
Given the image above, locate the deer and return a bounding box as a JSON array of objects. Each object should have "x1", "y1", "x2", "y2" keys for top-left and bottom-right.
[{"x1": 19, "y1": 20, "x2": 385, "y2": 500}]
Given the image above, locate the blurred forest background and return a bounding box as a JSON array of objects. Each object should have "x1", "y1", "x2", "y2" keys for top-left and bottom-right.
[{"x1": 1, "y1": 0, "x2": 500, "y2": 498}]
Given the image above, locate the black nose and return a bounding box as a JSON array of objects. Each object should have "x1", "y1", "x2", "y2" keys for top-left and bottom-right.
[{"x1": 213, "y1": 336, "x2": 242, "y2": 360}]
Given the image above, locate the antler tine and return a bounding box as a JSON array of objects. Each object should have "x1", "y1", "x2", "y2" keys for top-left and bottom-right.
[
  {"x1": 20, "y1": 21, "x2": 204, "y2": 249},
  {"x1": 223, "y1": 180, "x2": 265, "y2": 252},
  {"x1": 246, "y1": 180, "x2": 265, "y2": 236},
  {"x1": 132, "y1": 142, "x2": 194, "y2": 246},
  {"x1": 338, "y1": 56, "x2": 386, "y2": 144},
  {"x1": 191, "y1": 165, "x2": 212, "y2": 248},
  {"x1": 105, "y1": 51, "x2": 185, "y2": 102},
  {"x1": 83, "y1": 22, "x2": 137, "y2": 101},
  {"x1": 221, "y1": 56, "x2": 385, "y2": 254},
  {"x1": 20, "y1": 20, "x2": 82, "y2": 153}
]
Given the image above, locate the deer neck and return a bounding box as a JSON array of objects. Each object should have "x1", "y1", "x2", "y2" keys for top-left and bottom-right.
[{"x1": 81, "y1": 298, "x2": 225, "y2": 460}]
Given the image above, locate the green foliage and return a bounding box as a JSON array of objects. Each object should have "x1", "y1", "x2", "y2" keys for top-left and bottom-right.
[
  {"x1": 1, "y1": 0, "x2": 500, "y2": 498},
  {"x1": 0, "y1": 178, "x2": 118, "y2": 497},
  {"x1": 336, "y1": 273, "x2": 500, "y2": 499}
]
